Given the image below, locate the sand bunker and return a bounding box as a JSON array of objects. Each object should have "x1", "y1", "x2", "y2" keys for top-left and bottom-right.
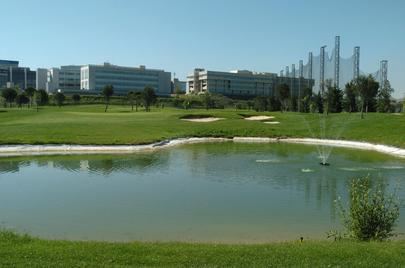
[
  {"x1": 244, "y1": 116, "x2": 275, "y2": 121},
  {"x1": 264, "y1": 121, "x2": 280, "y2": 125},
  {"x1": 181, "y1": 117, "x2": 223, "y2": 122}
]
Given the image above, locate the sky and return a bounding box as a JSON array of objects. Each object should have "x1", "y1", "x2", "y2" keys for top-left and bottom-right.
[{"x1": 1, "y1": 0, "x2": 404, "y2": 98}]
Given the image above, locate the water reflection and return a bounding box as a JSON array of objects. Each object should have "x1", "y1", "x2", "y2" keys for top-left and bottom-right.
[{"x1": 0, "y1": 142, "x2": 404, "y2": 242}]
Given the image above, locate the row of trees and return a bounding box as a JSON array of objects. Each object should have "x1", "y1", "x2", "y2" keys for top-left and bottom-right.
[
  {"x1": 1, "y1": 87, "x2": 83, "y2": 109},
  {"x1": 252, "y1": 75, "x2": 397, "y2": 118},
  {"x1": 102, "y1": 85, "x2": 157, "y2": 112}
]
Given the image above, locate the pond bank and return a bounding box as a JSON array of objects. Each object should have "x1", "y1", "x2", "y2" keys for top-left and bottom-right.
[{"x1": 0, "y1": 137, "x2": 405, "y2": 158}]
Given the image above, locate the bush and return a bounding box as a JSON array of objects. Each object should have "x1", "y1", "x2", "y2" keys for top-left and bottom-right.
[{"x1": 335, "y1": 176, "x2": 400, "y2": 241}]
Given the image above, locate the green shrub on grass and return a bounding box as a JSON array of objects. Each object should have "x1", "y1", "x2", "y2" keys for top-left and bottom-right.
[{"x1": 335, "y1": 176, "x2": 400, "y2": 241}]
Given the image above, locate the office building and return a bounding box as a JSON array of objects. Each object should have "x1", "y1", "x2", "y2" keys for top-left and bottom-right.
[
  {"x1": 0, "y1": 60, "x2": 36, "y2": 90},
  {"x1": 80, "y1": 63, "x2": 171, "y2": 95},
  {"x1": 172, "y1": 78, "x2": 187, "y2": 93},
  {"x1": 187, "y1": 69, "x2": 314, "y2": 97},
  {"x1": 46, "y1": 65, "x2": 81, "y2": 93},
  {"x1": 36, "y1": 68, "x2": 48, "y2": 90}
]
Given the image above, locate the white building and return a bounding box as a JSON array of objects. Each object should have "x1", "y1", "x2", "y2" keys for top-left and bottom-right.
[
  {"x1": 80, "y1": 63, "x2": 171, "y2": 96},
  {"x1": 46, "y1": 65, "x2": 81, "y2": 93},
  {"x1": 36, "y1": 68, "x2": 48, "y2": 90},
  {"x1": 187, "y1": 68, "x2": 314, "y2": 97}
]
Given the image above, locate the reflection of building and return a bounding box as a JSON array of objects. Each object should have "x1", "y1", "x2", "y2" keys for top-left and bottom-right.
[
  {"x1": 46, "y1": 66, "x2": 82, "y2": 93},
  {"x1": 80, "y1": 63, "x2": 172, "y2": 96},
  {"x1": 0, "y1": 60, "x2": 36, "y2": 90},
  {"x1": 187, "y1": 68, "x2": 314, "y2": 97}
]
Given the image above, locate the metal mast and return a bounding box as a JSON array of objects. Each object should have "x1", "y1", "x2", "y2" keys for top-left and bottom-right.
[
  {"x1": 353, "y1": 46, "x2": 360, "y2": 80},
  {"x1": 334, "y1": 36, "x2": 340, "y2": 88},
  {"x1": 380, "y1": 60, "x2": 388, "y2": 89},
  {"x1": 320, "y1": 46, "x2": 326, "y2": 94}
]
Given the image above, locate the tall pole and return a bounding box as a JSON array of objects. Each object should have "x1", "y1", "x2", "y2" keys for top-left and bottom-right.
[
  {"x1": 320, "y1": 46, "x2": 326, "y2": 95},
  {"x1": 308, "y1": 52, "x2": 313, "y2": 89},
  {"x1": 353, "y1": 46, "x2": 360, "y2": 80},
  {"x1": 334, "y1": 36, "x2": 340, "y2": 88}
]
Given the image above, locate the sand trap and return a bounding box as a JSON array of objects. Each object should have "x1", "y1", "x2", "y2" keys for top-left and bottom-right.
[
  {"x1": 264, "y1": 121, "x2": 280, "y2": 125},
  {"x1": 181, "y1": 118, "x2": 223, "y2": 122},
  {"x1": 244, "y1": 116, "x2": 275, "y2": 121}
]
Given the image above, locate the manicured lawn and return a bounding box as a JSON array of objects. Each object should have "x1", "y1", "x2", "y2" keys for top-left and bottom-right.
[
  {"x1": 0, "y1": 231, "x2": 404, "y2": 267},
  {"x1": 0, "y1": 105, "x2": 404, "y2": 147}
]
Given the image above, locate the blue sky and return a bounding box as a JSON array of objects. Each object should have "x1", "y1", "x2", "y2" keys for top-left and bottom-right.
[{"x1": 1, "y1": 0, "x2": 404, "y2": 97}]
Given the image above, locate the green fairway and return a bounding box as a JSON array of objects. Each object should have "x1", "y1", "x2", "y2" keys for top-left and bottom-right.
[
  {"x1": 0, "y1": 105, "x2": 404, "y2": 147},
  {"x1": 1, "y1": 231, "x2": 404, "y2": 267}
]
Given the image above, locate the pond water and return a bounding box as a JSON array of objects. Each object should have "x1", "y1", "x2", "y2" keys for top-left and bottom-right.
[{"x1": 0, "y1": 142, "x2": 404, "y2": 243}]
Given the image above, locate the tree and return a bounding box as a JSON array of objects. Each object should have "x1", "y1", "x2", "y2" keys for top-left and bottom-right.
[
  {"x1": 253, "y1": 96, "x2": 268, "y2": 112},
  {"x1": 326, "y1": 85, "x2": 343, "y2": 113},
  {"x1": 355, "y1": 75, "x2": 379, "y2": 119},
  {"x1": 134, "y1": 92, "x2": 142, "y2": 111},
  {"x1": 1, "y1": 88, "x2": 17, "y2": 107},
  {"x1": 142, "y1": 87, "x2": 157, "y2": 112},
  {"x1": 276, "y1": 83, "x2": 290, "y2": 112},
  {"x1": 15, "y1": 94, "x2": 30, "y2": 108},
  {"x1": 102, "y1": 85, "x2": 114, "y2": 112},
  {"x1": 72, "y1": 94, "x2": 81, "y2": 105},
  {"x1": 335, "y1": 176, "x2": 400, "y2": 241},
  {"x1": 300, "y1": 87, "x2": 313, "y2": 113},
  {"x1": 377, "y1": 80, "x2": 394, "y2": 113},
  {"x1": 127, "y1": 91, "x2": 135, "y2": 111},
  {"x1": 24, "y1": 87, "x2": 36, "y2": 107},
  {"x1": 344, "y1": 81, "x2": 357, "y2": 113},
  {"x1": 54, "y1": 92, "x2": 65, "y2": 107},
  {"x1": 35, "y1": 89, "x2": 49, "y2": 112},
  {"x1": 201, "y1": 92, "x2": 212, "y2": 110},
  {"x1": 314, "y1": 91, "x2": 324, "y2": 114}
]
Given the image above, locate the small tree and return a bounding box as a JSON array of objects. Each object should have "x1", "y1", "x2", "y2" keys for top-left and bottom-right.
[
  {"x1": 15, "y1": 94, "x2": 30, "y2": 108},
  {"x1": 142, "y1": 87, "x2": 157, "y2": 112},
  {"x1": 276, "y1": 83, "x2": 290, "y2": 112},
  {"x1": 102, "y1": 85, "x2": 114, "y2": 112},
  {"x1": 201, "y1": 92, "x2": 212, "y2": 110},
  {"x1": 24, "y1": 87, "x2": 36, "y2": 107},
  {"x1": 326, "y1": 85, "x2": 343, "y2": 113},
  {"x1": 301, "y1": 87, "x2": 313, "y2": 113},
  {"x1": 35, "y1": 89, "x2": 49, "y2": 112},
  {"x1": 72, "y1": 94, "x2": 81, "y2": 105},
  {"x1": 314, "y1": 91, "x2": 324, "y2": 113},
  {"x1": 1, "y1": 88, "x2": 18, "y2": 107},
  {"x1": 134, "y1": 92, "x2": 142, "y2": 111},
  {"x1": 335, "y1": 176, "x2": 400, "y2": 241},
  {"x1": 54, "y1": 92, "x2": 65, "y2": 107},
  {"x1": 377, "y1": 80, "x2": 394, "y2": 113},
  {"x1": 344, "y1": 81, "x2": 357, "y2": 113},
  {"x1": 355, "y1": 75, "x2": 379, "y2": 119},
  {"x1": 253, "y1": 96, "x2": 268, "y2": 112},
  {"x1": 127, "y1": 91, "x2": 135, "y2": 111}
]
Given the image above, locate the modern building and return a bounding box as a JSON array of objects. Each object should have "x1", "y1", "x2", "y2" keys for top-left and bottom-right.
[
  {"x1": 36, "y1": 68, "x2": 48, "y2": 90},
  {"x1": 46, "y1": 65, "x2": 81, "y2": 93},
  {"x1": 80, "y1": 63, "x2": 171, "y2": 96},
  {"x1": 172, "y1": 78, "x2": 187, "y2": 93},
  {"x1": 0, "y1": 60, "x2": 36, "y2": 90},
  {"x1": 187, "y1": 68, "x2": 314, "y2": 97}
]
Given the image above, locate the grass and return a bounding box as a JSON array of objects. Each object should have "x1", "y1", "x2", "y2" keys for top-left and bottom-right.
[
  {"x1": 1, "y1": 231, "x2": 405, "y2": 267},
  {"x1": 0, "y1": 105, "x2": 404, "y2": 147}
]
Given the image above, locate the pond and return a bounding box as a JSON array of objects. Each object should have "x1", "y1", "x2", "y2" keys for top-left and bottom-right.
[{"x1": 0, "y1": 142, "x2": 404, "y2": 243}]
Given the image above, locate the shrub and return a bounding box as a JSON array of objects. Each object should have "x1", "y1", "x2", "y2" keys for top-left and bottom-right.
[{"x1": 335, "y1": 176, "x2": 400, "y2": 241}]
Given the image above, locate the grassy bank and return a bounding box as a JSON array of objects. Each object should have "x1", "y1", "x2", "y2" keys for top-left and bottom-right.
[
  {"x1": 0, "y1": 105, "x2": 404, "y2": 147},
  {"x1": 0, "y1": 231, "x2": 404, "y2": 267}
]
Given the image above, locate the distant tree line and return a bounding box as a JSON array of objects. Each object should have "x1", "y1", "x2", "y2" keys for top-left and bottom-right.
[
  {"x1": 1, "y1": 76, "x2": 401, "y2": 115},
  {"x1": 249, "y1": 75, "x2": 400, "y2": 117}
]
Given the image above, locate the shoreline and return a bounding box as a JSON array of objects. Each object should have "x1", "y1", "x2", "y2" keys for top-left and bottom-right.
[{"x1": 0, "y1": 137, "x2": 405, "y2": 158}]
